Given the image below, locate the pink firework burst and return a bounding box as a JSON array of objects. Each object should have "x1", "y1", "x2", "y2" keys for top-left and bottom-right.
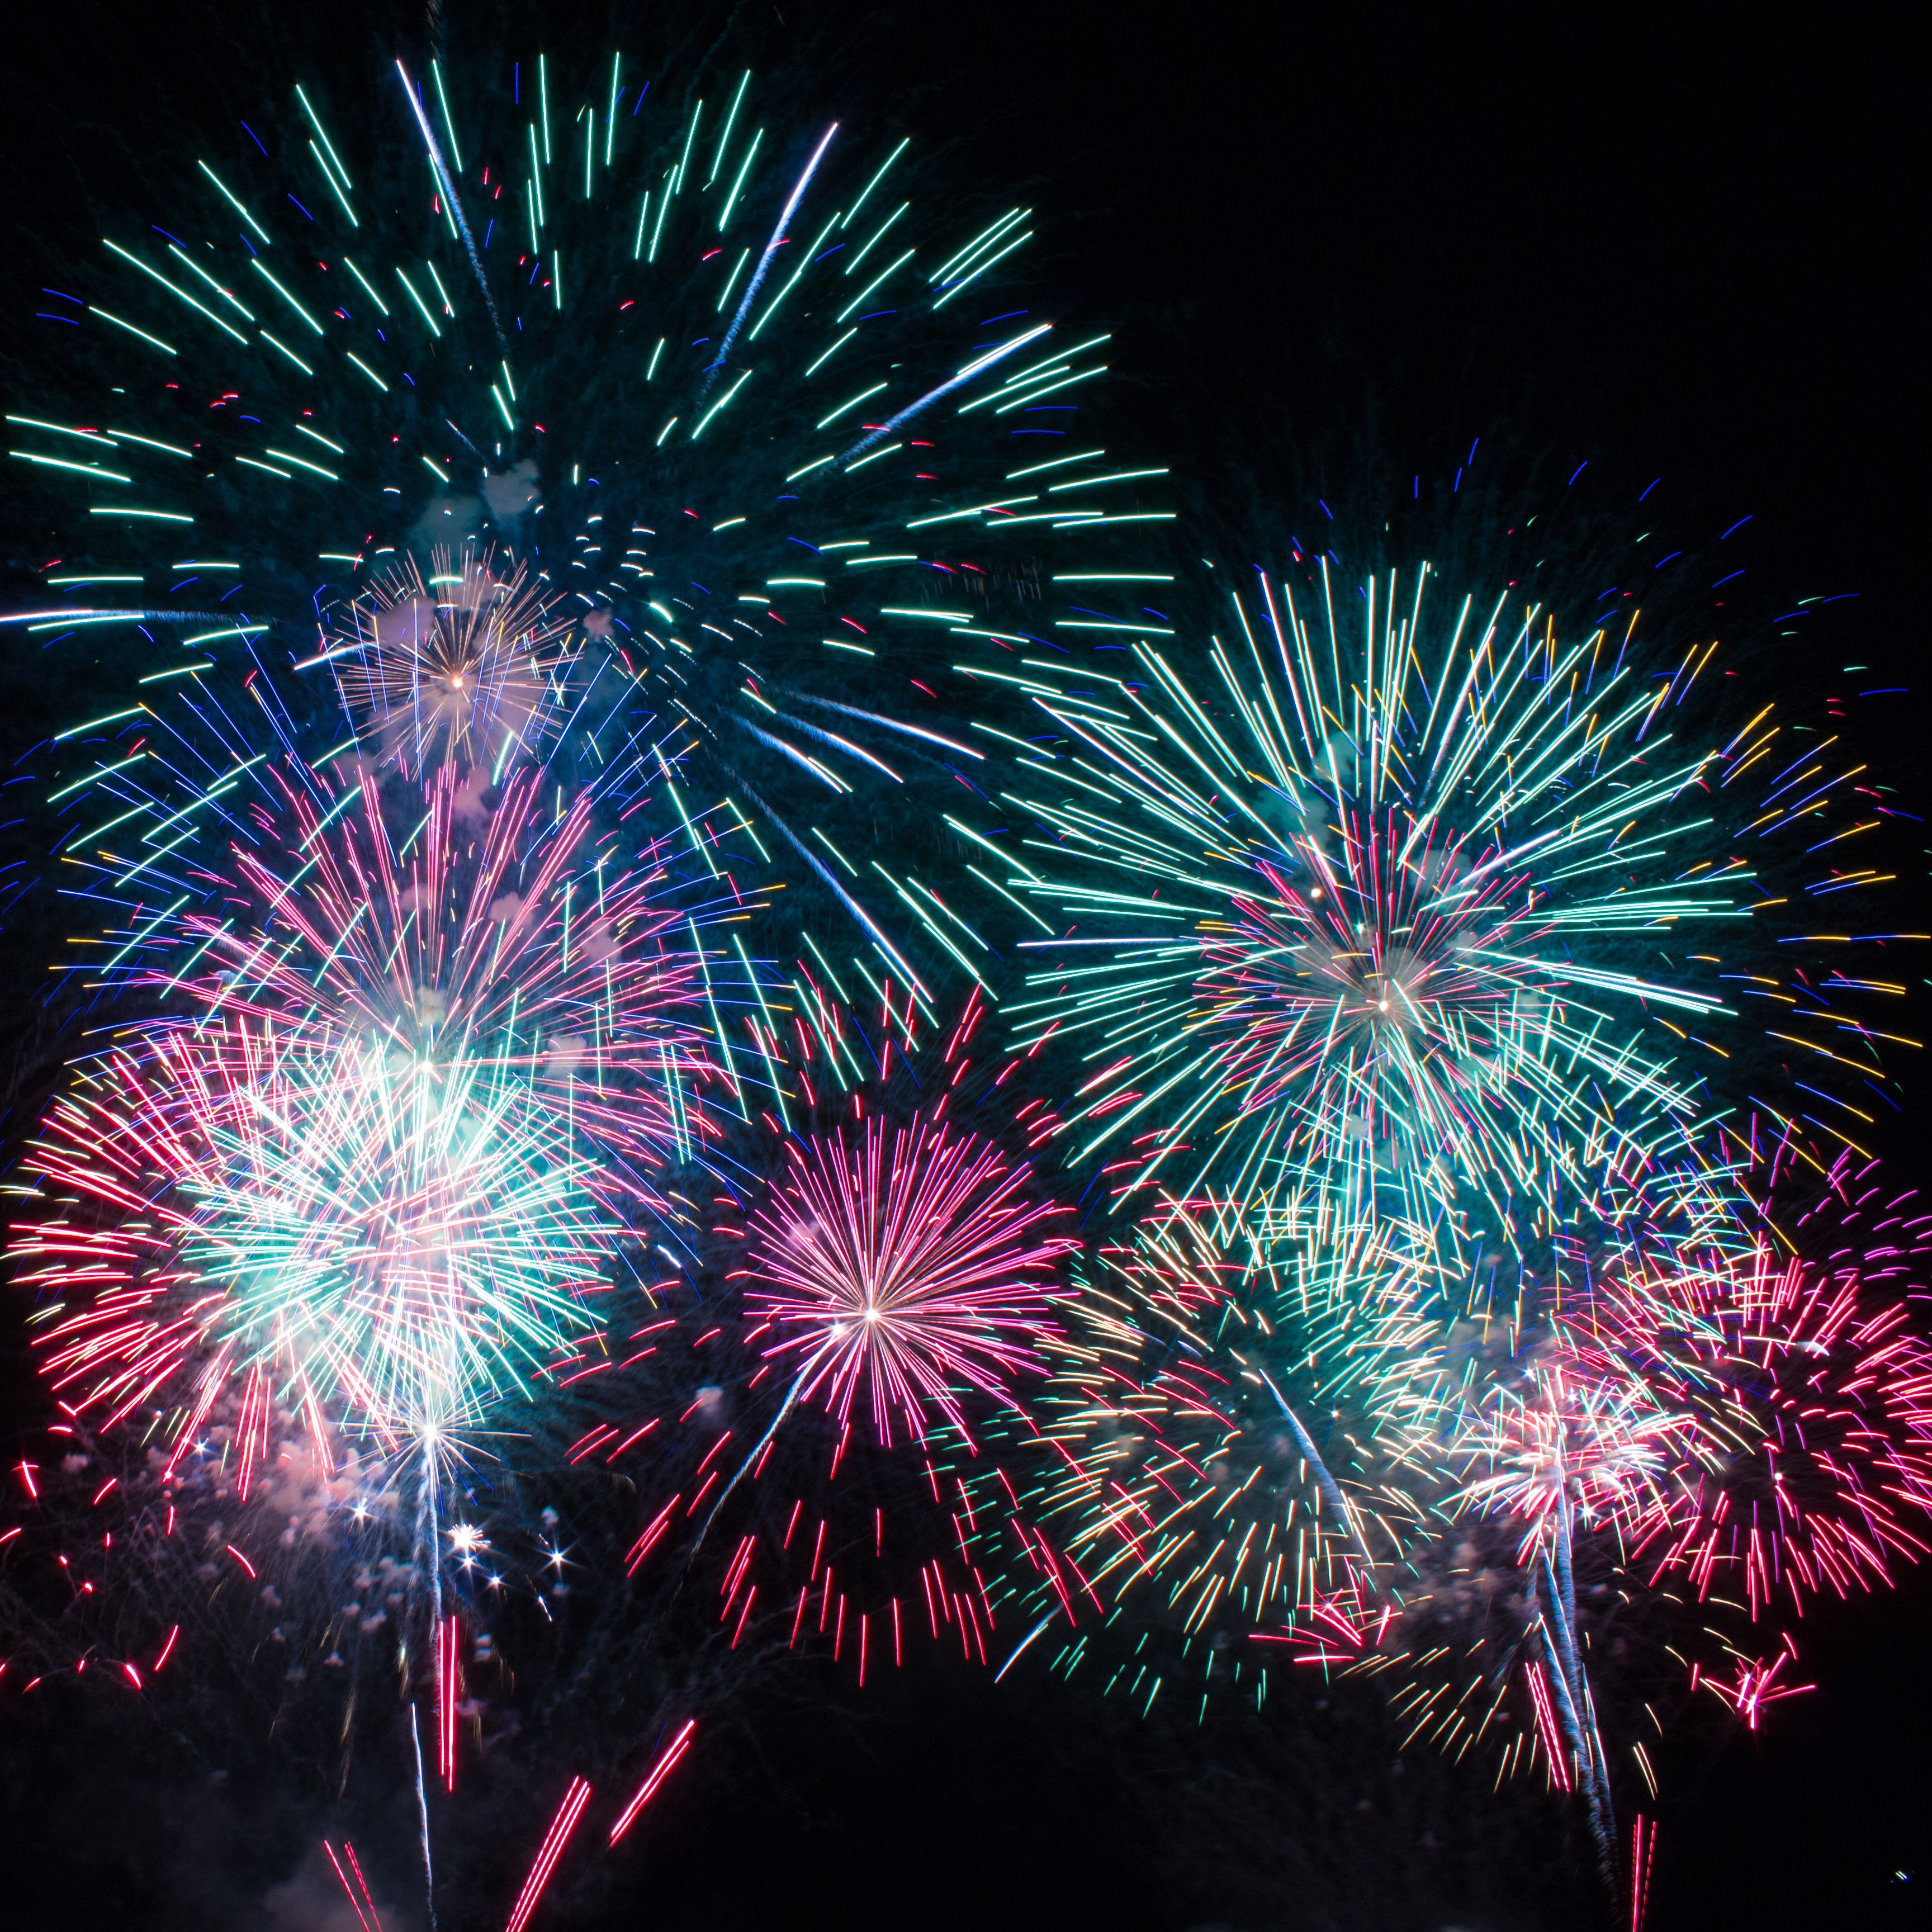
[
  {"x1": 1704, "y1": 1635, "x2": 1814, "y2": 1731},
  {"x1": 1587, "y1": 1178, "x2": 1932, "y2": 1618},
  {"x1": 741, "y1": 1117, "x2": 1073, "y2": 1451},
  {"x1": 310, "y1": 542, "x2": 577, "y2": 778}
]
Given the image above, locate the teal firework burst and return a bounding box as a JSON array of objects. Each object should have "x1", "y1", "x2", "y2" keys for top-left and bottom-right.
[
  {"x1": 5, "y1": 49, "x2": 1167, "y2": 989},
  {"x1": 967, "y1": 561, "x2": 1893, "y2": 1275}
]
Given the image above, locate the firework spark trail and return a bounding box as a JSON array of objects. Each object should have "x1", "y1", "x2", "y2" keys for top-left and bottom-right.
[
  {"x1": 505, "y1": 1777, "x2": 591, "y2": 1932},
  {"x1": 684, "y1": 1342, "x2": 835, "y2": 1563},
  {"x1": 396, "y1": 61, "x2": 504, "y2": 343},
  {"x1": 993, "y1": 1609, "x2": 1060, "y2": 1682},
  {"x1": 1256, "y1": 1367, "x2": 1374, "y2": 1570},
  {"x1": 325, "y1": 1841, "x2": 385, "y2": 1932},
  {"x1": 409, "y1": 1701, "x2": 437, "y2": 1930},
  {"x1": 437, "y1": 1613, "x2": 460, "y2": 1792},
  {"x1": 609, "y1": 1717, "x2": 696, "y2": 1844},
  {"x1": 1629, "y1": 1815, "x2": 1658, "y2": 1932}
]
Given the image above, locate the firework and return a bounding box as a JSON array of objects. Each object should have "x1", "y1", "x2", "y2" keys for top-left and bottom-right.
[
  {"x1": 1703, "y1": 1636, "x2": 1813, "y2": 1730},
  {"x1": 8, "y1": 48, "x2": 1167, "y2": 984},
  {"x1": 315, "y1": 543, "x2": 577, "y2": 776},
  {"x1": 964, "y1": 562, "x2": 1907, "y2": 1280},
  {"x1": 578, "y1": 991, "x2": 1076, "y2": 1682},
  {"x1": 1445, "y1": 1355, "x2": 1711, "y2": 1861},
  {"x1": 938, "y1": 1192, "x2": 1464, "y2": 1758},
  {"x1": 3, "y1": 34, "x2": 1925, "y2": 1928},
  {"x1": 1589, "y1": 1164, "x2": 1932, "y2": 1619},
  {"x1": 13, "y1": 757, "x2": 716, "y2": 1461},
  {"x1": 1452, "y1": 1360, "x2": 1696, "y2": 1570},
  {"x1": 740, "y1": 1113, "x2": 1072, "y2": 1452},
  {"x1": 987, "y1": 1198, "x2": 1442, "y2": 1620},
  {"x1": 1277, "y1": 1169, "x2": 1932, "y2": 1838}
]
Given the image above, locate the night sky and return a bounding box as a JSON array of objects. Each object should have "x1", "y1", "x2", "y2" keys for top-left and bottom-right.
[{"x1": 0, "y1": 4, "x2": 1921, "y2": 1928}]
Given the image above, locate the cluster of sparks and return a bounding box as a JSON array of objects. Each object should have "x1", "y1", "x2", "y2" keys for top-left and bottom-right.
[{"x1": 0, "y1": 40, "x2": 1923, "y2": 1928}]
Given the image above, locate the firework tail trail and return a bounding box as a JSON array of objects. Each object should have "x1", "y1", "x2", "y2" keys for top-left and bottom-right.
[
  {"x1": 994, "y1": 1610, "x2": 1060, "y2": 1683},
  {"x1": 1629, "y1": 1816, "x2": 1659, "y2": 1931},
  {"x1": 406, "y1": 1446, "x2": 449, "y2": 1900},
  {"x1": 396, "y1": 62, "x2": 504, "y2": 343},
  {"x1": 735, "y1": 775, "x2": 930, "y2": 1000},
  {"x1": 685, "y1": 1342, "x2": 837, "y2": 1565},
  {"x1": 416, "y1": 1437, "x2": 445, "y2": 1635},
  {"x1": 1551, "y1": 1485, "x2": 1616, "y2": 1876},
  {"x1": 1259, "y1": 1368, "x2": 1375, "y2": 1571},
  {"x1": 1540, "y1": 1507, "x2": 1616, "y2": 1877},
  {"x1": 837, "y1": 322, "x2": 1054, "y2": 466},
  {"x1": 409, "y1": 1702, "x2": 437, "y2": 1930},
  {"x1": 411, "y1": 1437, "x2": 452, "y2": 1797}
]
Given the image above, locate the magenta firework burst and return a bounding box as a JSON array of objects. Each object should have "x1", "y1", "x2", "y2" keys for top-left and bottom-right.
[
  {"x1": 741, "y1": 1115, "x2": 1074, "y2": 1451},
  {"x1": 1588, "y1": 1171, "x2": 1932, "y2": 1618}
]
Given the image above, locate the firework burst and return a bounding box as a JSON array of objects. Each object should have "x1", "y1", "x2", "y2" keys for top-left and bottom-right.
[
  {"x1": 1445, "y1": 1353, "x2": 1710, "y2": 1860},
  {"x1": 740, "y1": 1114, "x2": 1073, "y2": 1452},
  {"x1": 12, "y1": 757, "x2": 718, "y2": 1462},
  {"x1": 948, "y1": 1194, "x2": 1451, "y2": 1726},
  {"x1": 5, "y1": 46, "x2": 1167, "y2": 984},
  {"x1": 972, "y1": 561, "x2": 1905, "y2": 1281},
  {"x1": 1588, "y1": 1166, "x2": 1932, "y2": 1618},
  {"x1": 1451, "y1": 1359, "x2": 1696, "y2": 1568},
  {"x1": 575, "y1": 992, "x2": 1078, "y2": 1682},
  {"x1": 312, "y1": 543, "x2": 577, "y2": 777}
]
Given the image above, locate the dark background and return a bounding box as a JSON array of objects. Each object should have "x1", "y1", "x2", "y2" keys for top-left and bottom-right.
[{"x1": 0, "y1": 3, "x2": 1921, "y2": 1928}]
